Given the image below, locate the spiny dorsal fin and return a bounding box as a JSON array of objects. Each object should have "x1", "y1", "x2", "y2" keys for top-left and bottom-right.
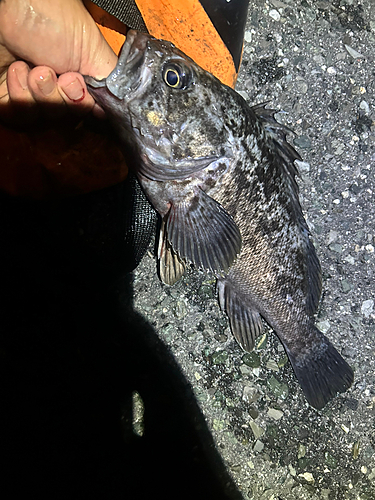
[{"x1": 252, "y1": 102, "x2": 322, "y2": 315}]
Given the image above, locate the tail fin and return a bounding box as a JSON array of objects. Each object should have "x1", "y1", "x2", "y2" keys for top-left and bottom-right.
[{"x1": 285, "y1": 327, "x2": 354, "y2": 410}]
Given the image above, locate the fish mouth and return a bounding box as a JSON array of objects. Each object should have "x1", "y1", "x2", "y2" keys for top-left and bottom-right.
[{"x1": 84, "y1": 30, "x2": 150, "y2": 103}]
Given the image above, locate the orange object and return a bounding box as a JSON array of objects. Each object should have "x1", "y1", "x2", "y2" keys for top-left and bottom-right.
[
  {"x1": 83, "y1": 0, "x2": 127, "y2": 55},
  {"x1": 134, "y1": 0, "x2": 238, "y2": 88},
  {"x1": 96, "y1": 24, "x2": 126, "y2": 56}
]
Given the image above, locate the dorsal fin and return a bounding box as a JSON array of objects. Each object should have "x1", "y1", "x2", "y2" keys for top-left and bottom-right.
[
  {"x1": 251, "y1": 102, "x2": 301, "y2": 196},
  {"x1": 251, "y1": 102, "x2": 322, "y2": 314}
]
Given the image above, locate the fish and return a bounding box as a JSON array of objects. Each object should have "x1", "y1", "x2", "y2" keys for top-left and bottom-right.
[{"x1": 84, "y1": 30, "x2": 354, "y2": 410}]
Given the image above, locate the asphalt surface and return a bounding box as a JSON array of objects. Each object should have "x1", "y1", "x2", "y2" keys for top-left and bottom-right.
[{"x1": 133, "y1": 1, "x2": 375, "y2": 499}]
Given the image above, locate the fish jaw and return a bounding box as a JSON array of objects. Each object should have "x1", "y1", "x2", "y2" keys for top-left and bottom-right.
[{"x1": 84, "y1": 30, "x2": 149, "y2": 102}]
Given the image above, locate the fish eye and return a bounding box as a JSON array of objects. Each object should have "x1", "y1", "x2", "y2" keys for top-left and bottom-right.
[{"x1": 162, "y1": 63, "x2": 189, "y2": 89}]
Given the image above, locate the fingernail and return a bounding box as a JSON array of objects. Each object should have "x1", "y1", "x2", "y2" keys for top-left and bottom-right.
[
  {"x1": 37, "y1": 71, "x2": 55, "y2": 96},
  {"x1": 15, "y1": 68, "x2": 28, "y2": 90},
  {"x1": 62, "y1": 78, "x2": 84, "y2": 102}
]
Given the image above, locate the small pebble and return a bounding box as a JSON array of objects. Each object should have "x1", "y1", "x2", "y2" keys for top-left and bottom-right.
[
  {"x1": 295, "y1": 81, "x2": 308, "y2": 94},
  {"x1": 329, "y1": 243, "x2": 343, "y2": 253},
  {"x1": 253, "y1": 439, "x2": 265, "y2": 452},
  {"x1": 344, "y1": 254, "x2": 355, "y2": 265},
  {"x1": 267, "y1": 376, "x2": 289, "y2": 399},
  {"x1": 173, "y1": 300, "x2": 187, "y2": 319},
  {"x1": 344, "y1": 44, "x2": 363, "y2": 59},
  {"x1": 244, "y1": 31, "x2": 252, "y2": 43},
  {"x1": 326, "y1": 230, "x2": 338, "y2": 245},
  {"x1": 250, "y1": 420, "x2": 265, "y2": 439},
  {"x1": 243, "y1": 352, "x2": 261, "y2": 368},
  {"x1": 293, "y1": 135, "x2": 311, "y2": 149},
  {"x1": 269, "y1": 9, "x2": 281, "y2": 21},
  {"x1": 352, "y1": 441, "x2": 360, "y2": 459},
  {"x1": 266, "y1": 359, "x2": 279, "y2": 372},
  {"x1": 359, "y1": 100, "x2": 370, "y2": 114},
  {"x1": 298, "y1": 444, "x2": 306, "y2": 459},
  {"x1": 334, "y1": 144, "x2": 345, "y2": 155},
  {"x1": 267, "y1": 408, "x2": 283, "y2": 420},
  {"x1": 242, "y1": 385, "x2": 258, "y2": 403},
  {"x1": 341, "y1": 280, "x2": 352, "y2": 293},
  {"x1": 298, "y1": 472, "x2": 314, "y2": 484},
  {"x1": 317, "y1": 320, "x2": 330, "y2": 333},
  {"x1": 327, "y1": 67, "x2": 337, "y2": 75},
  {"x1": 295, "y1": 160, "x2": 310, "y2": 173},
  {"x1": 361, "y1": 299, "x2": 374, "y2": 317},
  {"x1": 212, "y1": 350, "x2": 228, "y2": 365}
]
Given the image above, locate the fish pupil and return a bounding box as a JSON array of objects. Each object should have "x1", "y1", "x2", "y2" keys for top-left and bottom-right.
[
  {"x1": 166, "y1": 69, "x2": 179, "y2": 87},
  {"x1": 162, "y1": 62, "x2": 190, "y2": 89}
]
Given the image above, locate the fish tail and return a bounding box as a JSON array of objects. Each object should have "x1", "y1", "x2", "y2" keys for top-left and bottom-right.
[{"x1": 284, "y1": 325, "x2": 354, "y2": 410}]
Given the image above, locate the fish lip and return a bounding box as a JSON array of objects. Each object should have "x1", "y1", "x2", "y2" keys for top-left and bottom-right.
[
  {"x1": 83, "y1": 75, "x2": 106, "y2": 89},
  {"x1": 85, "y1": 30, "x2": 149, "y2": 102}
]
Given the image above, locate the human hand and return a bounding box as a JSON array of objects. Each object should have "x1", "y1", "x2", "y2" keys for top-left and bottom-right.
[{"x1": 0, "y1": 0, "x2": 118, "y2": 124}]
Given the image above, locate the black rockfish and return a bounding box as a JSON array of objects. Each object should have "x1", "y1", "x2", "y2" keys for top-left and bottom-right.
[{"x1": 84, "y1": 30, "x2": 354, "y2": 409}]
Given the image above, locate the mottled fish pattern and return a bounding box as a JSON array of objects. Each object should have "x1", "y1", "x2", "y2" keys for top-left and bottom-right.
[{"x1": 85, "y1": 30, "x2": 354, "y2": 409}]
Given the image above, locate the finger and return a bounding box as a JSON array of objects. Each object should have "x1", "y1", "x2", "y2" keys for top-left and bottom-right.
[
  {"x1": 7, "y1": 61, "x2": 34, "y2": 104},
  {"x1": 0, "y1": 60, "x2": 39, "y2": 123},
  {"x1": 27, "y1": 65, "x2": 66, "y2": 118},
  {"x1": 57, "y1": 72, "x2": 98, "y2": 116}
]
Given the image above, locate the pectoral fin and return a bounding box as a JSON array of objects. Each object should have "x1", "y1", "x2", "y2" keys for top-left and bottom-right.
[{"x1": 165, "y1": 189, "x2": 241, "y2": 274}]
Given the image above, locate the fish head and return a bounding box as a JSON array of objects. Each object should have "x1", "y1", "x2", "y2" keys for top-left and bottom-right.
[{"x1": 84, "y1": 30, "x2": 236, "y2": 181}]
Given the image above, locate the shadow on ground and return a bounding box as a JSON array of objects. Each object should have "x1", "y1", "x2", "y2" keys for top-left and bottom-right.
[{"x1": 0, "y1": 183, "x2": 243, "y2": 499}]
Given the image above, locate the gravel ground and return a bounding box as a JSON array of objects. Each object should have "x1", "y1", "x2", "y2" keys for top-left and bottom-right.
[{"x1": 132, "y1": 1, "x2": 375, "y2": 499}]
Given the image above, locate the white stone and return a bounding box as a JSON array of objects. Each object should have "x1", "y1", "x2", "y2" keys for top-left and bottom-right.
[
  {"x1": 295, "y1": 160, "x2": 310, "y2": 173},
  {"x1": 361, "y1": 299, "x2": 374, "y2": 317},
  {"x1": 244, "y1": 31, "x2": 252, "y2": 43},
  {"x1": 269, "y1": 9, "x2": 281, "y2": 21},
  {"x1": 345, "y1": 44, "x2": 363, "y2": 59},
  {"x1": 317, "y1": 320, "x2": 330, "y2": 333},
  {"x1": 267, "y1": 408, "x2": 283, "y2": 420},
  {"x1": 360, "y1": 100, "x2": 370, "y2": 114},
  {"x1": 299, "y1": 472, "x2": 314, "y2": 484}
]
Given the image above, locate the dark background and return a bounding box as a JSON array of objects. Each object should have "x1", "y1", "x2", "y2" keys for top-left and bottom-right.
[{"x1": 0, "y1": 183, "x2": 243, "y2": 499}]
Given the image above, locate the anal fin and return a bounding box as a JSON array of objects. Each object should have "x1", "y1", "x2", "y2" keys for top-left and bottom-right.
[{"x1": 217, "y1": 279, "x2": 263, "y2": 352}]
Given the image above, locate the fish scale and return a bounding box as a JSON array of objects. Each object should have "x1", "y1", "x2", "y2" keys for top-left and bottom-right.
[{"x1": 84, "y1": 30, "x2": 354, "y2": 409}]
